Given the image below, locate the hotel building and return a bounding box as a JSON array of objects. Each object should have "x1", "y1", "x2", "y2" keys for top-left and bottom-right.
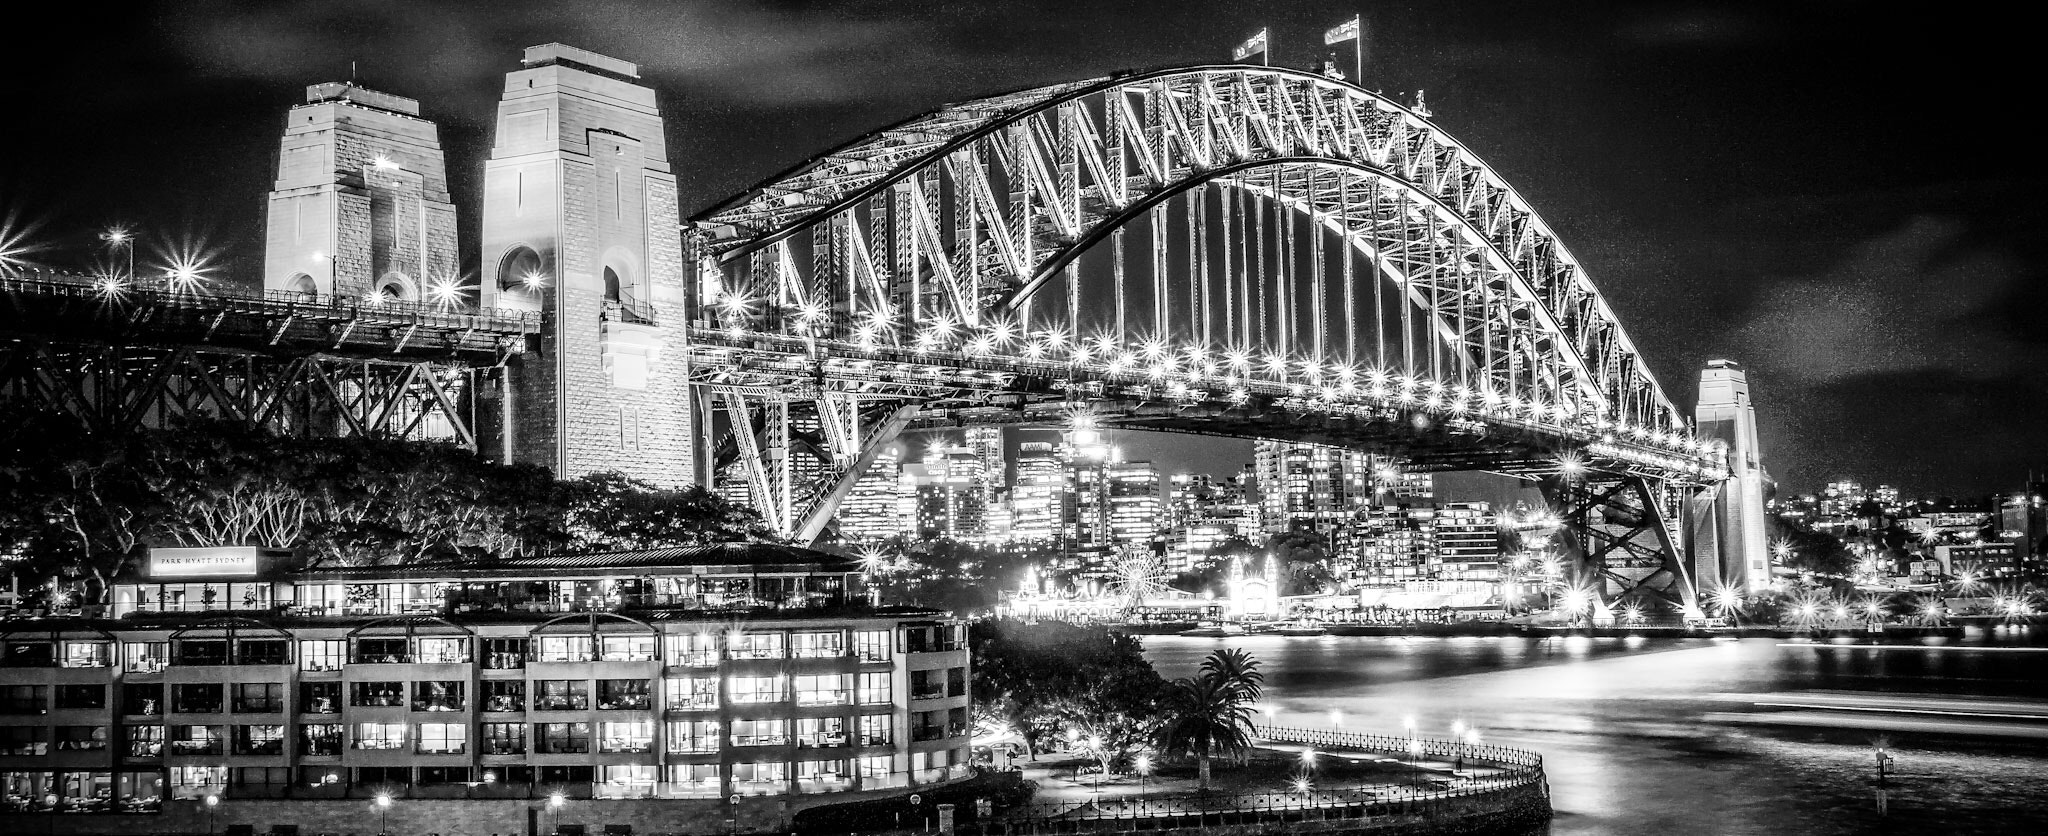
[{"x1": 0, "y1": 544, "x2": 971, "y2": 832}]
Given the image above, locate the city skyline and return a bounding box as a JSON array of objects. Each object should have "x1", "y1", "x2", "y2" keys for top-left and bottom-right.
[{"x1": 0, "y1": 1, "x2": 2039, "y2": 496}]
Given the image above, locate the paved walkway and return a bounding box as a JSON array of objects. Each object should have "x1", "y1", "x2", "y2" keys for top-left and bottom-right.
[{"x1": 1010, "y1": 742, "x2": 1510, "y2": 809}]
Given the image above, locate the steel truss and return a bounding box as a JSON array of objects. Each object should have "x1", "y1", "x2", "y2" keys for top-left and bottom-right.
[
  {"x1": 690, "y1": 65, "x2": 1730, "y2": 570},
  {"x1": 1541, "y1": 473, "x2": 1700, "y2": 612},
  {"x1": 0, "y1": 339, "x2": 491, "y2": 448}
]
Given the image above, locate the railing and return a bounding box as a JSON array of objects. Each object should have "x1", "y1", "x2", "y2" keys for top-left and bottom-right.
[
  {"x1": 959, "y1": 725, "x2": 1547, "y2": 836},
  {"x1": 0, "y1": 270, "x2": 541, "y2": 336},
  {"x1": 1256, "y1": 725, "x2": 1545, "y2": 770},
  {"x1": 605, "y1": 289, "x2": 658, "y2": 326}
]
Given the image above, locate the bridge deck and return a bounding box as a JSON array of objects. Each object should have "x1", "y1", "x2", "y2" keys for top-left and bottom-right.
[{"x1": 0, "y1": 271, "x2": 538, "y2": 361}]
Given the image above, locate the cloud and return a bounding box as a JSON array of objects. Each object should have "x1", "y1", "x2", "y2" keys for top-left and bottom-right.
[
  {"x1": 156, "y1": 0, "x2": 989, "y2": 107},
  {"x1": 1733, "y1": 215, "x2": 2039, "y2": 385}
]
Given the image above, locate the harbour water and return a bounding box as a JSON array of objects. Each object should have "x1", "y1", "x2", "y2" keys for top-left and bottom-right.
[{"x1": 1143, "y1": 628, "x2": 2048, "y2": 835}]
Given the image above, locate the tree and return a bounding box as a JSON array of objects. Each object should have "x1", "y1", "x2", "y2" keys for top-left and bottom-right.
[
  {"x1": 1156, "y1": 648, "x2": 1263, "y2": 790},
  {"x1": 563, "y1": 472, "x2": 769, "y2": 550},
  {"x1": 969, "y1": 619, "x2": 1167, "y2": 762},
  {"x1": 1199, "y1": 647, "x2": 1265, "y2": 702}
]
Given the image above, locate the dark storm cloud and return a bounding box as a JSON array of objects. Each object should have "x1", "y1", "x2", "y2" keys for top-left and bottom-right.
[
  {"x1": 159, "y1": 0, "x2": 1032, "y2": 107},
  {"x1": 1736, "y1": 215, "x2": 2038, "y2": 385}
]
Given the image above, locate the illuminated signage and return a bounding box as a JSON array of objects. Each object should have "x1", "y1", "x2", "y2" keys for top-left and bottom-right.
[{"x1": 147, "y1": 547, "x2": 272, "y2": 579}]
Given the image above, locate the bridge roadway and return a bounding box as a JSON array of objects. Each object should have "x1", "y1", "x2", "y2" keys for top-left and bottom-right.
[
  {"x1": 0, "y1": 270, "x2": 539, "y2": 360},
  {"x1": 686, "y1": 324, "x2": 1724, "y2": 487}
]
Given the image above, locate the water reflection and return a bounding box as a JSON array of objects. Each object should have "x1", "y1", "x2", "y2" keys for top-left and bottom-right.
[{"x1": 1143, "y1": 633, "x2": 2048, "y2": 836}]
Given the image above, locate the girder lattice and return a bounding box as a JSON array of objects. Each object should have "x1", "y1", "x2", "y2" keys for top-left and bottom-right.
[{"x1": 689, "y1": 65, "x2": 1727, "y2": 554}]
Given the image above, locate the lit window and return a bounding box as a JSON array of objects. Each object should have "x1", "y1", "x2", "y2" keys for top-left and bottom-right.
[
  {"x1": 663, "y1": 764, "x2": 720, "y2": 797},
  {"x1": 796, "y1": 717, "x2": 846, "y2": 747},
  {"x1": 352, "y1": 722, "x2": 405, "y2": 750},
  {"x1": 731, "y1": 761, "x2": 786, "y2": 795},
  {"x1": 665, "y1": 632, "x2": 719, "y2": 667},
  {"x1": 726, "y1": 631, "x2": 785, "y2": 660},
  {"x1": 536, "y1": 635, "x2": 593, "y2": 662},
  {"x1": 728, "y1": 675, "x2": 786, "y2": 705},
  {"x1": 416, "y1": 638, "x2": 468, "y2": 664},
  {"x1": 730, "y1": 718, "x2": 787, "y2": 747},
  {"x1": 794, "y1": 674, "x2": 849, "y2": 706},
  {"x1": 789, "y1": 631, "x2": 844, "y2": 659},
  {"x1": 599, "y1": 721, "x2": 654, "y2": 753},
  {"x1": 857, "y1": 672, "x2": 891, "y2": 705},
  {"x1": 298, "y1": 640, "x2": 345, "y2": 672},
  {"x1": 665, "y1": 720, "x2": 720, "y2": 754},
  {"x1": 858, "y1": 714, "x2": 893, "y2": 746},
  {"x1": 852, "y1": 630, "x2": 891, "y2": 662},
  {"x1": 59, "y1": 641, "x2": 112, "y2": 668},
  {"x1": 417, "y1": 722, "x2": 466, "y2": 754},
  {"x1": 664, "y1": 676, "x2": 719, "y2": 710},
  {"x1": 599, "y1": 635, "x2": 656, "y2": 662}
]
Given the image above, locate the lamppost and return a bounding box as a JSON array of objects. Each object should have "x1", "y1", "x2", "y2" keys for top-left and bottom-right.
[
  {"x1": 1086, "y1": 735, "x2": 1103, "y2": 793},
  {"x1": 99, "y1": 227, "x2": 133, "y2": 285},
  {"x1": 373, "y1": 793, "x2": 391, "y2": 836},
  {"x1": 1133, "y1": 755, "x2": 1152, "y2": 798},
  {"x1": 1405, "y1": 738, "x2": 1423, "y2": 788},
  {"x1": 548, "y1": 791, "x2": 565, "y2": 836},
  {"x1": 204, "y1": 793, "x2": 219, "y2": 834}
]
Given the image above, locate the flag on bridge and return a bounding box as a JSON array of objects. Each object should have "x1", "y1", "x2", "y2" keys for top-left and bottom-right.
[
  {"x1": 1324, "y1": 15, "x2": 1360, "y2": 46},
  {"x1": 1324, "y1": 15, "x2": 1364, "y2": 83},
  {"x1": 1232, "y1": 28, "x2": 1269, "y2": 65}
]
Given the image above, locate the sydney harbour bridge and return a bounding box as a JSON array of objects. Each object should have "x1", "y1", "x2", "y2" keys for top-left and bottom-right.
[{"x1": 0, "y1": 45, "x2": 1768, "y2": 614}]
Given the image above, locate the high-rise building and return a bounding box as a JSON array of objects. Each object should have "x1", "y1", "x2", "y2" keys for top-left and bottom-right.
[
  {"x1": 1433, "y1": 502, "x2": 1501, "y2": 582},
  {"x1": 905, "y1": 444, "x2": 987, "y2": 540},
  {"x1": 1102, "y1": 461, "x2": 1164, "y2": 548},
  {"x1": 1251, "y1": 441, "x2": 1427, "y2": 554},
  {"x1": 1009, "y1": 442, "x2": 1065, "y2": 543},
  {"x1": 1164, "y1": 473, "x2": 1262, "y2": 569},
  {"x1": 963, "y1": 427, "x2": 1005, "y2": 491},
  {"x1": 838, "y1": 445, "x2": 905, "y2": 544}
]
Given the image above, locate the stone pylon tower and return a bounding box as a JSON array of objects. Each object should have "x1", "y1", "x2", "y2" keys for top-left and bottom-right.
[
  {"x1": 478, "y1": 44, "x2": 693, "y2": 485},
  {"x1": 1693, "y1": 360, "x2": 1770, "y2": 592},
  {"x1": 262, "y1": 83, "x2": 458, "y2": 300}
]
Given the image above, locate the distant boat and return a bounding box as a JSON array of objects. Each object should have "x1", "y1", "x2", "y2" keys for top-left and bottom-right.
[
  {"x1": 1179, "y1": 621, "x2": 1248, "y2": 637},
  {"x1": 1274, "y1": 619, "x2": 1328, "y2": 636}
]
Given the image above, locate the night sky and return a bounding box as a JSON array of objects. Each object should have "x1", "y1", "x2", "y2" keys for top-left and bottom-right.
[{"x1": 1, "y1": 1, "x2": 2039, "y2": 499}]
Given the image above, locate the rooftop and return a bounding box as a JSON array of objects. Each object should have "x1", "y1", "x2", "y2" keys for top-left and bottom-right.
[{"x1": 289, "y1": 541, "x2": 860, "y2": 581}]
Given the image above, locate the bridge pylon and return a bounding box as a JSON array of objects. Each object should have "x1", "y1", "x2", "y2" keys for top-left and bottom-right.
[{"x1": 477, "y1": 44, "x2": 695, "y2": 485}]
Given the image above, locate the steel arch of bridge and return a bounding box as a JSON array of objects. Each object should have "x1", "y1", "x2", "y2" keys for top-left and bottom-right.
[{"x1": 689, "y1": 65, "x2": 1726, "y2": 609}]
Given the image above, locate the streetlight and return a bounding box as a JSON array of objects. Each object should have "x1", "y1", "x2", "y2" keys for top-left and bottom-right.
[
  {"x1": 1133, "y1": 754, "x2": 1152, "y2": 797},
  {"x1": 548, "y1": 791, "x2": 565, "y2": 835},
  {"x1": 99, "y1": 227, "x2": 133, "y2": 284},
  {"x1": 373, "y1": 793, "x2": 391, "y2": 836},
  {"x1": 1405, "y1": 738, "x2": 1423, "y2": 786},
  {"x1": 1087, "y1": 734, "x2": 1104, "y2": 793},
  {"x1": 204, "y1": 793, "x2": 219, "y2": 834}
]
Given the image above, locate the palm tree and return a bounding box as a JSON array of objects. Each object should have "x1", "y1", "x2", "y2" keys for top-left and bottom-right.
[
  {"x1": 1199, "y1": 647, "x2": 1264, "y2": 703},
  {"x1": 1156, "y1": 649, "x2": 1263, "y2": 790}
]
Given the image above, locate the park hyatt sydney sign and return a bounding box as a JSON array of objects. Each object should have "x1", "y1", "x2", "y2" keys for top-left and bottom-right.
[{"x1": 143, "y1": 546, "x2": 285, "y2": 579}]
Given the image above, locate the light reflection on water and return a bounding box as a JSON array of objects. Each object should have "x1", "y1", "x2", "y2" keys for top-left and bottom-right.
[{"x1": 1142, "y1": 633, "x2": 2048, "y2": 835}]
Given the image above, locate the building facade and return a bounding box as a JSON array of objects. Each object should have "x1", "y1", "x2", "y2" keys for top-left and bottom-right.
[{"x1": 0, "y1": 546, "x2": 970, "y2": 830}]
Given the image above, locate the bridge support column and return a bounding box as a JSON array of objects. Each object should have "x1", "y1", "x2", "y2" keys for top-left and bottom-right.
[{"x1": 1542, "y1": 472, "x2": 1699, "y2": 614}]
